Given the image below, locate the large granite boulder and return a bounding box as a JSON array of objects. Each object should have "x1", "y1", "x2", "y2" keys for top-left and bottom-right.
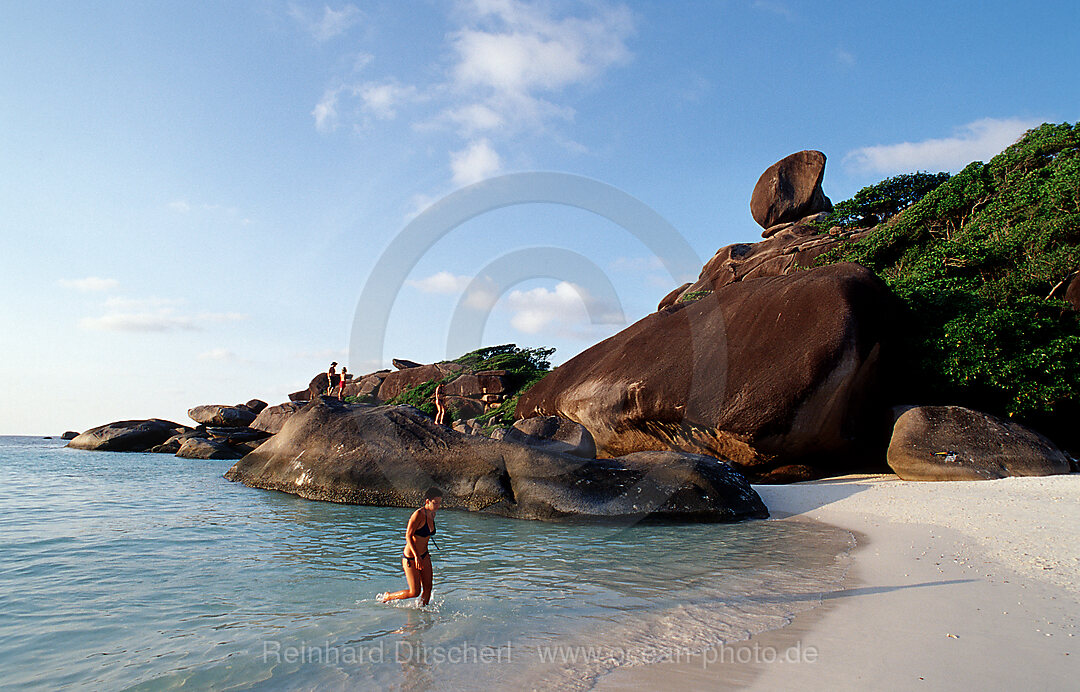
[
  {"x1": 176, "y1": 437, "x2": 243, "y2": 460},
  {"x1": 67, "y1": 419, "x2": 188, "y2": 452},
  {"x1": 378, "y1": 362, "x2": 464, "y2": 402},
  {"x1": 517, "y1": 263, "x2": 898, "y2": 482},
  {"x1": 658, "y1": 283, "x2": 692, "y2": 311},
  {"x1": 224, "y1": 398, "x2": 768, "y2": 523},
  {"x1": 393, "y1": 358, "x2": 422, "y2": 369},
  {"x1": 291, "y1": 372, "x2": 331, "y2": 402},
  {"x1": 507, "y1": 416, "x2": 597, "y2": 459},
  {"x1": 251, "y1": 401, "x2": 307, "y2": 434},
  {"x1": 244, "y1": 399, "x2": 268, "y2": 415},
  {"x1": 60, "y1": 431, "x2": 79, "y2": 440},
  {"x1": 886, "y1": 405, "x2": 1072, "y2": 481},
  {"x1": 150, "y1": 429, "x2": 209, "y2": 454},
  {"x1": 187, "y1": 404, "x2": 257, "y2": 427},
  {"x1": 343, "y1": 374, "x2": 385, "y2": 401},
  {"x1": 441, "y1": 371, "x2": 511, "y2": 397},
  {"x1": 444, "y1": 396, "x2": 486, "y2": 421},
  {"x1": 750, "y1": 150, "x2": 833, "y2": 234}
]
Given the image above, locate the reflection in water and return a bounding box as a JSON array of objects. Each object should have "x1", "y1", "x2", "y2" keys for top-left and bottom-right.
[{"x1": 395, "y1": 608, "x2": 437, "y2": 691}]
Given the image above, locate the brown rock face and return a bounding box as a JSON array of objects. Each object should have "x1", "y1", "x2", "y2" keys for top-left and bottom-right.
[
  {"x1": 658, "y1": 224, "x2": 874, "y2": 307},
  {"x1": 657, "y1": 283, "x2": 692, "y2": 311},
  {"x1": 886, "y1": 405, "x2": 1071, "y2": 481},
  {"x1": 67, "y1": 419, "x2": 189, "y2": 452},
  {"x1": 441, "y1": 372, "x2": 510, "y2": 398},
  {"x1": 224, "y1": 398, "x2": 768, "y2": 522},
  {"x1": 379, "y1": 362, "x2": 463, "y2": 401},
  {"x1": 342, "y1": 373, "x2": 386, "y2": 401},
  {"x1": 292, "y1": 372, "x2": 330, "y2": 401},
  {"x1": 444, "y1": 396, "x2": 486, "y2": 421},
  {"x1": 251, "y1": 401, "x2": 308, "y2": 434},
  {"x1": 507, "y1": 416, "x2": 597, "y2": 459},
  {"x1": 187, "y1": 404, "x2": 257, "y2": 428},
  {"x1": 517, "y1": 263, "x2": 898, "y2": 481},
  {"x1": 176, "y1": 437, "x2": 243, "y2": 460},
  {"x1": 750, "y1": 150, "x2": 832, "y2": 234}
]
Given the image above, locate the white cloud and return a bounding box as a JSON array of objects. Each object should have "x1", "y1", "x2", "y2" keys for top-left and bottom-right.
[
  {"x1": 290, "y1": 3, "x2": 361, "y2": 42},
  {"x1": 844, "y1": 117, "x2": 1043, "y2": 174},
  {"x1": 58, "y1": 277, "x2": 119, "y2": 292},
  {"x1": 81, "y1": 312, "x2": 198, "y2": 332},
  {"x1": 103, "y1": 296, "x2": 183, "y2": 310},
  {"x1": 313, "y1": 81, "x2": 420, "y2": 131},
  {"x1": 451, "y1": 0, "x2": 633, "y2": 94},
  {"x1": 450, "y1": 138, "x2": 502, "y2": 185},
  {"x1": 164, "y1": 199, "x2": 252, "y2": 224},
  {"x1": 834, "y1": 47, "x2": 855, "y2": 66},
  {"x1": 443, "y1": 0, "x2": 634, "y2": 137},
  {"x1": 444, "y1": 103, "x2": 505, "y2": 135},
  {"x1": 198, "y1": 348, "x2": 237, "y2": 361},
  {"x1": 313, "y1": 88, "x2": 342, "y2": 132},
  {"x1": 309, "y1": 0, "x2": 635, "y2": 183},
  {"x1": 80, "y1": 297, "x2": 247, "y2": 333},
  {"x1": 360, "y1": 82, "x2": 419, "y2": 120},
  {"x1": 505, "y1": 281, "x2": 622, "y2": 338},
  {"x1": 752, "y1": 1, "x2": 795, "y2": 19},
  {"x1": 407, "y1": 271, "x2": 474, "y2": 294}
]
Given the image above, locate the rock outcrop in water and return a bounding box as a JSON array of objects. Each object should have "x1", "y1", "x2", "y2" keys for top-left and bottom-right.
[
  {"x1": 67, "y1": 419, "x2": 189, "y2": 452},
  {"x1": 187, "y1": 404, "x2": 258, "y2": 428},
  {"x1": 224, "y1": 397, "x2": 768, "y2": 523}
]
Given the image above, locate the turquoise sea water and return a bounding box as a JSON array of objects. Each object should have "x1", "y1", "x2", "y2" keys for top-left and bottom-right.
[{"x1": 0, "y1": 436, "x2": 853, "y2": 690}]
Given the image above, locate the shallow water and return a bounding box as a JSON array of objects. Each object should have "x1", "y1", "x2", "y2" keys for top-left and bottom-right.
[{"x1": 0, "y1": 436, "x2": 853, "y2": 690}]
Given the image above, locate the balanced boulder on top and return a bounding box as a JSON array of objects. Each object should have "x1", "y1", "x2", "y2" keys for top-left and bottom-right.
[{"x1": 750, "y1": 150, "x2": 832, "y2": 235}]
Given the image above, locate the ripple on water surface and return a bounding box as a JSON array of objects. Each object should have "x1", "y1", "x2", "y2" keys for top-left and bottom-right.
[{"x1": 0, "y1": 436, "x2": 853, "y2": 690}]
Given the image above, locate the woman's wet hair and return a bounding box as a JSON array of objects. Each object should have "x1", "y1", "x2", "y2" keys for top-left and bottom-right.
[{"x1": 424, "y1": 487, "x2": 443, "y2": 501}]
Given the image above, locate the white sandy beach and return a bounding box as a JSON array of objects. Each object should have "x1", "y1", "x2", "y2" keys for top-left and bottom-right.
[{"x1": 600, "y1": 473, "x2": 1080, "y2": 690}]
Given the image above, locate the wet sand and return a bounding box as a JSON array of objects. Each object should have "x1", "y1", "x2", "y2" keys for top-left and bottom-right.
[{"x1": 598, "y1": 473, "x2": 1080, "y2": 690}]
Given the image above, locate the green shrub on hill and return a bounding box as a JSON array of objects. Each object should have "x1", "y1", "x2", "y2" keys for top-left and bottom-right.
[
  {"x1": 813, "y1": 171, "x2": 952, "y2": 230},
  {"x1": 384, "y1": 344, "x2": 555, "y2": 422},
  {"x1": 817, "y1": 122, "x2": 1080, "y2": 423}
]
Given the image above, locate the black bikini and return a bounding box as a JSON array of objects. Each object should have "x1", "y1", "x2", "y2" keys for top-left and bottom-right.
[
  {"x1": 403, "y1": 511, "x2": 436, "y2": 567},
  {"x1": 414, "y1": 515, "x2": 436, "y2": 537}
]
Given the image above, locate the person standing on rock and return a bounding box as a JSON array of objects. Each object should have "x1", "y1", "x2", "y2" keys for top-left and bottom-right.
[
  {"x1": 338, "y1": 366, "x2": 348, "y2": 399},
  {"x1": 326, "y1": 362, "x2": 340, "y2": 396},
  {"x1": 377, "y1": 488, "x2": 442, "y2": 606},
  {"x1": 433, "y1": 384, "x2": 448, "y2": 425}
]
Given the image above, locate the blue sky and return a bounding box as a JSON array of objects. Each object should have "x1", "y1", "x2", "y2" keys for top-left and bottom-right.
[{"x1": 1, "y1": 0, "x2": 1076, "y2": 434}]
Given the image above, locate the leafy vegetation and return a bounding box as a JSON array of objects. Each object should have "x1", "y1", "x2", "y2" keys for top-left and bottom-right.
[
  {"x1": 384, "y1": 371, "x2": 461, "y2": 417},
  {"x1": 343, "y1": 393, "x2": 379, "y2": 405},
  {"x1": 678, "y1": 290, "x2": 713, "y2": 303},
  {"x1": 816, "y1": 122, "x2": 1080, "y2": 422},
  {"x1": 811, "y1": 171, "x2": 952, "y2": 231},
  {"x1": 383, "y1": 344, "x2": 555, "y2": 423}
]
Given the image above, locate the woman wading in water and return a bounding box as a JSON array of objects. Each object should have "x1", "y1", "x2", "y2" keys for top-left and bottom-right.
[{"x1": 377, "y1": 488, "x2": 442, "y2": 606}]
